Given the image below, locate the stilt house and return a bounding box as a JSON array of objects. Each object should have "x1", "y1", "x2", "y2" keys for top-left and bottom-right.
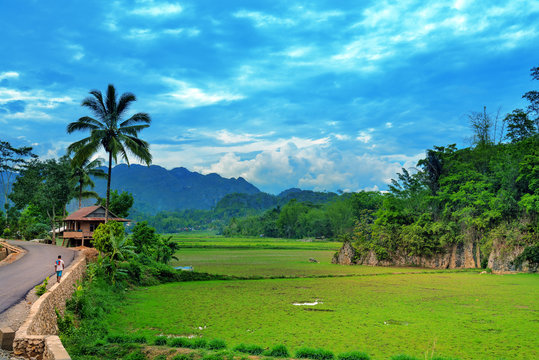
[{"x1": 61, "y1": 205, "x2": 130, "y2": 247}]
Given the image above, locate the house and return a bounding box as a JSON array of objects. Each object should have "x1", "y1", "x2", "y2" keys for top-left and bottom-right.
[{"x1": 61, "y1": 205, "x2": 130, "y2": 247}]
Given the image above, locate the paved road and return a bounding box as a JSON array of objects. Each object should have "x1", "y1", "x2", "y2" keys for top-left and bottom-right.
[{"x1": 0, "y1": 241, "x2": 76, "y2": 314}]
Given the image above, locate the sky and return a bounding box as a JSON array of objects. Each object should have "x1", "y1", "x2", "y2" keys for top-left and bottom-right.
[{"x1": 1, "y1": 0, "x2": 538, "y2": 194}]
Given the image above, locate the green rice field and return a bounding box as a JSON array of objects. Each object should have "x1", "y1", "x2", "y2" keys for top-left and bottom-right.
[
  {"x1": 171, "y1": 248, "x2": 448, "y2": 277},
  {"x1": 107, "y1": 235, "x2": 538, "y2": 360}
]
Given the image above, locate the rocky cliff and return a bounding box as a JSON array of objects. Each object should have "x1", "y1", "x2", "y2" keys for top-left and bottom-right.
[
  {"x1": 332, "y1": 239, "x2": 534, "y2": 272},
  {"x1": 332, "y1": 240, "x2": 481, "y2": 269}
]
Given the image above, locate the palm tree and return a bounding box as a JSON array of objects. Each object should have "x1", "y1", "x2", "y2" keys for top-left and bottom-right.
[
  {"x1": 67, "y1": 84, "x2": 152, "y2": 220},
  {"x1": 70, "y1": 157, "x2": 108, "y2": 209}
]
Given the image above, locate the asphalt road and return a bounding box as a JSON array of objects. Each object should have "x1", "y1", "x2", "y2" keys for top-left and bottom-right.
[{"x1": 0, "y1": 240, "x2": 76, "y2": 314}]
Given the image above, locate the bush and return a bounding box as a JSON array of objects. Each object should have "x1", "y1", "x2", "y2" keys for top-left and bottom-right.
[
  {"x1": 337, "y1": 351, "x2": 371, "y2": 360},
  {"x1": 169, "y1": 337, "x2": 192, "y2": 348},
  {"x1": 207, "y1": 339, "x2": 227, "y2": 350},
  {"x1": 125, "y1": 350, "x2": 147, "y2": 360},
  {"x1": 154, "y1": 336, "x2": 168, "y2": 346},
  {"x1": 295, "y1": 347, "x2": 335, "y2": 360},
  {"x1": 106, "y1": 334, "x2": 133, "y2": 344},
  {"x1": 265, "y1": 344, "x2": 290, "y2": 358},
  {"x1": 202, "y1": 354, "x2": 224, "y2": 360},
  {"x1": 23, "y1": 222, "x2": 49, "y2": 240},
  {"x1": 172, "y1": 354, "x2": 192, "y2": 360},
  {"x1": 390, "y1": 355, "x2": 420, "y2": 360},
  {"x1": 153, "y1": 355, "x2": 167, "y2": 360},
  {"x1": 132, "y1": 335, "x2": 147, "y2": 344},
  {"x1": 191, "y1": 338, "x2": 207, "y2": 349},
  {"x1": 233, "y1": 343, "x2": 264, "y2": 355},
  {"x1": 35, "y1": 277, "x2": 49, "y2": 296},
  {"x1": 55, "y1": 309, "x2": 74, "y2": 335}
]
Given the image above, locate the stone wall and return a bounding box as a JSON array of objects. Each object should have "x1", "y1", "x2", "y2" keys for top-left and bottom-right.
[
  {"x1": 332, "y1": 240, "x2": 481, "y2": 269},
  {"x1": 13, "y1": 251, "x2": 86, "y2": 360}
]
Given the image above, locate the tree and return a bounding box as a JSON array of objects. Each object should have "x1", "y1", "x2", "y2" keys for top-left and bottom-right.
[
  {"x1": 504, "y1": 109, "x2": 536, "y2": 143},
  {"x1": 70, "y1": 157, "x2": 107, "y2": 209},
  {"x1": 92, "y1": 221, "x2": 126, "y2": 255},
  {"x1": 66, "y1": 84, "x2": 152, "y2": 221},
  {"x1": 0, "y1": 141, "x2": 35, "y2": 219},
  {"x1": 522, "y1": 66, "x2": 539, "y2": 130},
  {"x1": 98, "y1": 190, "x2": 134, "y2": 218},
  {"x1": 10, "y1": 158, "x2": 73, "y2": 243},
  {"x1": 131, "y1": 220, "x2": 159, "y2": 255}
]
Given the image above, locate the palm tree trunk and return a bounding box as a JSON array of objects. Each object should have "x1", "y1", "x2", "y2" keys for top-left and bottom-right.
[
  {"x1": 105, "y1": 151, "x2": 112, "y2": 222},
  {"x1": 79, "y1": 181, "x2": 83, "y2": 209}
]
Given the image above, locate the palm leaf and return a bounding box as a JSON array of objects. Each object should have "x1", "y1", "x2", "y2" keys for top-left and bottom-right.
[{"x1": 117, "y1": 93, "x2": 136, "y2": 115}]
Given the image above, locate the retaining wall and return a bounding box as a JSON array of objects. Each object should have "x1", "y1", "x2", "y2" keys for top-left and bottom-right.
[{"x1": 13, "y1": 251, "x2": 86, "y2": 360}]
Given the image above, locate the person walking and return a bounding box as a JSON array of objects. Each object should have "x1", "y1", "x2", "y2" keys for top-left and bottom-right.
[{"x1": 55, "y1": 255, "x2": 65, "y2": 283}]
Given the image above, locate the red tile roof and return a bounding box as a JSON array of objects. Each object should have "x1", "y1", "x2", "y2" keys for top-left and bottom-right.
[{"x1": 64, "y1": 205, "x2": 130, "y2": 222}]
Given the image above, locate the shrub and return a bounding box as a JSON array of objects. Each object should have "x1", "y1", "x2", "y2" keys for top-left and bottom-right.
[
  {"x1": 154, "y1": 336, "x2": 168, "y2": 346},
  {"x1": 153, "y1": 355, "x2": 167, "y2": 360},
  {"x1": 173, "y1": 354, "x2": 192, "y2": 360},
  {"x1": 125, "y1": 350, "x2": 148, "y2": 360},
  {"x1": 233, "y1": 343, "x2": 264, "y2": 355},
  {"x1": 337, "y1": 351, "x2": 371, "y2": 360},
  {"x1": 55, "y1": 309, "x2": 74, "y2": 335},
  {"x1": 106, "y1": 334, "x2": 132, "y2": 344},
  {"x1": 132, "y1": 335, "x2": 147, "y2": 344},
  {"x1": 295, "y1": 347, "x2": 335, "y2": 360},
  {"x1": 169, "y1": 337, "x2": 192, "y2": 348},
  {"x1": 191, "y1": 338, "x2": 207, "y2": 349},
  {"x1": 203, "y1": 354, "x2": 224, "y2": 360},
  {"x1": 35, "y1": 277, "x2": 49, "y2": 296},
  {"x1": 390, "y1": 355, "x2": 420, "y2": 360},
  {"x1": 265, "y1": 344, "x2": 290, "y2": 358},
  {"x1": 207, "y1": 339, "x2": 227, "y2": 350}
]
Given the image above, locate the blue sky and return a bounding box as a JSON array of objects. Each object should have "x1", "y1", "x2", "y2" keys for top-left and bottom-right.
[{"x1": 1, "y1": 0, "x2": 538, "y2": 193}]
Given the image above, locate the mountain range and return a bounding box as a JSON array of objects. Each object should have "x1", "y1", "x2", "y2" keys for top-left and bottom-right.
[{"x1": 88, "y1": 164, "x2": 261, "y2": 213}]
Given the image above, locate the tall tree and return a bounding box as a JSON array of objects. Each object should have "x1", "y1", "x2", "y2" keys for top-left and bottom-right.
[
  {"x1": 504, "y1": 109, "x2": 536, "y2": 143},
  {"x1": 70, "y1": 157, "x2": 107, "y2": 209},
  {"x1": 66, "y1": 84, "x2": 152, "y2": 220},
  {"x1": 0, "y1": 141, "x2": 35, "y2": 219},
  {"x1": 522, "y1": 66, "x2": 539, "y2": 130},
  {"x1": 10, "y1": 158, "x2": 73, "y2": 244}
]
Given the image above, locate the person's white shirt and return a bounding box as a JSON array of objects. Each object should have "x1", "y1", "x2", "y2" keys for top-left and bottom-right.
[{"x1": 55, "y1": 259, "x2": 65, "y2": 271}]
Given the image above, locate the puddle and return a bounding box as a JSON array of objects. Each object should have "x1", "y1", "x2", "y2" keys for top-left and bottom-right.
[{"x1": 293, "y1": 300, "x2": 322, "y2": 306}]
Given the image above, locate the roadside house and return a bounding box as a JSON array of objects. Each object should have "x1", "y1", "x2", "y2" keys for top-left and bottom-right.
[{"x1": 61, "y1": 205, "x2": 130, "y2": 247}]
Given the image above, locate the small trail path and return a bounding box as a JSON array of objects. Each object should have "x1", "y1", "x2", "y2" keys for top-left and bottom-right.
[{"x1": 0, "y1": 240, "x2": 75, "y2": 314}]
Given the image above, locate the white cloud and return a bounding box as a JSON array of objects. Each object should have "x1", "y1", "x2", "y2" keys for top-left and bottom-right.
[
  {"x1": 162, "y1": 78, "x2": 244, "y2": 108},
  {"x1": 131, "y1": 2, "x2": 183, "y2": 17},
  {"x1": 233, "y1": 10, "x2": 296, "y2": 27},
  {"x1": 0, "y1": 71, "x2": 19, "y2": 81},
  {"x1": 356, "y1": 130, "x2": 373, "y2": 143}
]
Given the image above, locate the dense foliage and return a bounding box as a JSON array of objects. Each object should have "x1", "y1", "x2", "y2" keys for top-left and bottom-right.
[{"x1": 136, "y1": 189, "x2": 342, "y2": 233}]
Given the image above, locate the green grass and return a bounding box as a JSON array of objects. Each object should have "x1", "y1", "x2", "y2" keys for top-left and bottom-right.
[
  {"x1": 171, "y1": 248, "x2": 449, "y2": 277},
  {"x1": 168, "y1": 234, "x2": 342, "y2": 250},
  {"x1": 106, "y1": 273, "x2": 538, "y2": 360}
]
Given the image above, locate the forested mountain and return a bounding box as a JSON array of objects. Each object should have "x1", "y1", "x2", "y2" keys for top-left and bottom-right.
[
  {"x1": 139, "y1": 188, "x2": 342, "y2": 233},
  {"x1": 85, "y1": 164, "x2": 261, "y2": 213}
]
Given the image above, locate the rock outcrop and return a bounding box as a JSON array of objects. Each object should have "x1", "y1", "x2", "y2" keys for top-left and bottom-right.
[
  {"x1": 487, "y1": 240, "x2": 528, "y2": 273},
  {"x1": 332, "y1": 240, "x2": 481, "y2": 269}
]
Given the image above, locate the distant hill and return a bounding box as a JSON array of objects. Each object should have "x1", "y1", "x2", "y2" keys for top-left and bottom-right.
[
  {"x1": 214, "y1": 189, "x2": 339, "y2": 213},
  {"x1": 84, "y1": 164, "x2": 261, "y2": 213}
]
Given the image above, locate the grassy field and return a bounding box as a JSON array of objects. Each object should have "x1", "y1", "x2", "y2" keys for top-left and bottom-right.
[
  {"x1": 167, "y1": 233, "x2": 342, "y2": 250},
  {"x1": 102, "y1": 234, "x2": 538, "y2": 360},
  {"x1": 107, "y1": 273, "x2": 538, "y2": 360},
  {"x1": 171, "y1": 248, "x2": 449, "y2": 277}
]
